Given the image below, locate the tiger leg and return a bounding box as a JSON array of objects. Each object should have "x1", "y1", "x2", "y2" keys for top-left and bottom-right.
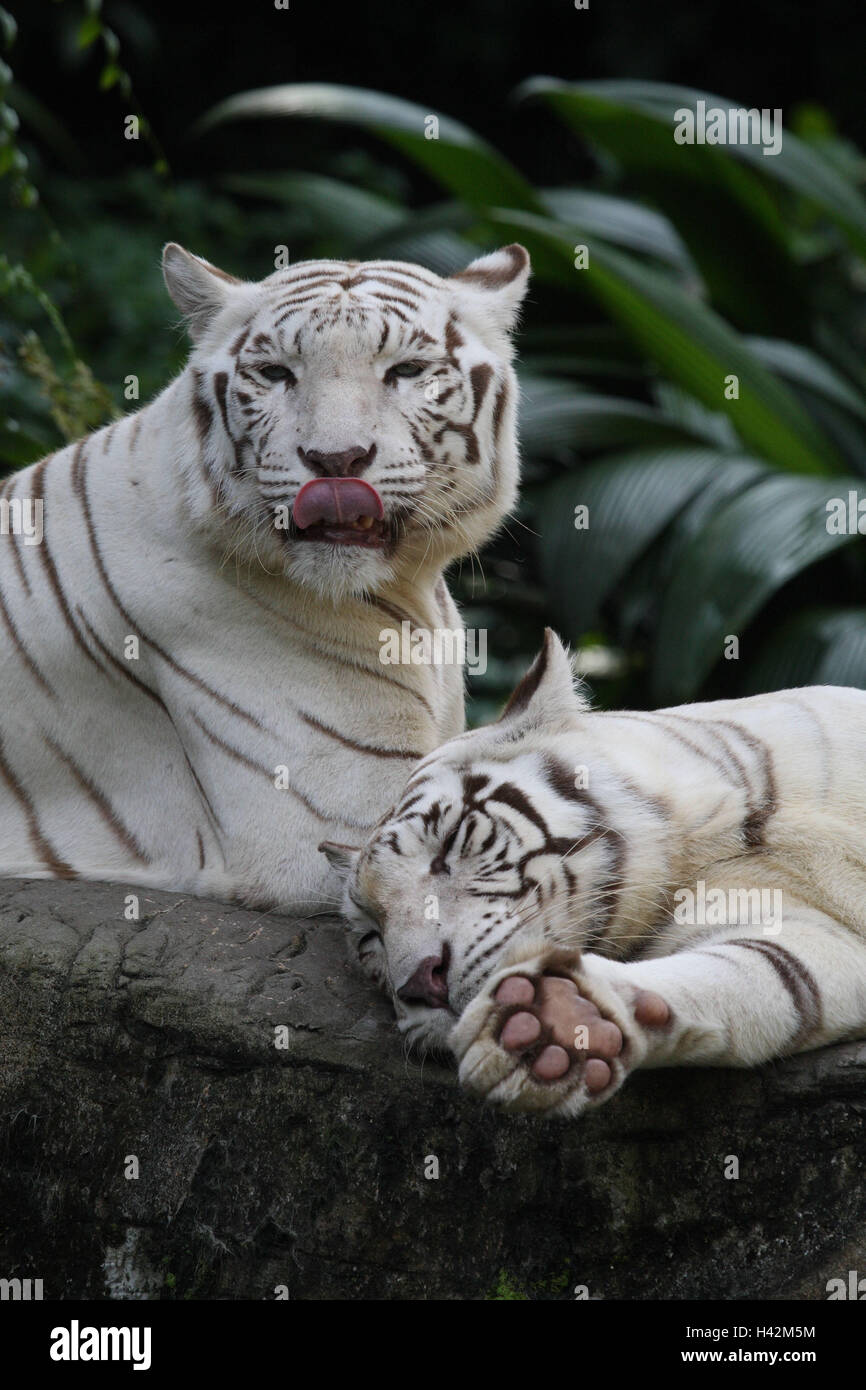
[{"x1": 450, "y1": 911, "x2": 866, "y2": 1117}]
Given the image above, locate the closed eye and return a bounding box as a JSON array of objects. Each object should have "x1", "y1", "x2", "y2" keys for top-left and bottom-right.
[{"x1": 348, "y1": 891, "x2": 383, "y2": 937}]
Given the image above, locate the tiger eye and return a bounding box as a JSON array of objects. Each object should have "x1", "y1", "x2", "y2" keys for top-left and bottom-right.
[
  {"x1": 386, "y1": 361, "x2": 425, "y2": 382},
  {"x1": 259, "y1": 363, "x2": 296, "y2": 383}
]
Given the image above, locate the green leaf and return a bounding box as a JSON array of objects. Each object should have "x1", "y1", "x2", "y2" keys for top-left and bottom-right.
[
  {"x1": 744, "y1": 339, "x2": 866, "y2": 471},
  {"x1": 655, "y1": 454, "x2": 769, "y2": 579},
  {"x1": 77, "y1": 16, "x2": 102, "y2": 49},
  {"x1": 354, "y1": 201, "x2": 481, "y2": 273},
  {"x1": 481, "y1": 208, "x2": 844, "y2": 473},
  {"x1": 742, "y1": 607, "x2": 866, "y2": 692},
  {"x1": 540, "y1": 188, "x2": 697, "y2": 274},
  {"x1": 520, "y1": 79, "x2": 866, "y2": 261},
  {"x1": 652, "y1": 474, "x2": 865, "y2": 701},
  {"x1": 745, "y1": 337, "x2": 866, "y2": 422},
  {"x1": 518, "y1": 79, "x2": 806, "y2": 332},
  {"x1": 652, "y1": 382, "x2": 738, "y2": 447},
  {"x1": 0, "y1": 9, "x2": 17, "y2": 49},
  {"x1": 220, "y1": 171, "x2": 406, "y2": 241},
  {"x1": 519, "y1": 374, "x2": 713, "y2": 455},
  {"x1": 518, "y1": 325, "x2": 645, "y2": 382},
  {"x1": 534, "y1": 446, "x2": 746, "y2": 636},
  {"x1": 197, "y1": 83, "x2": 541, "y2": 212}
]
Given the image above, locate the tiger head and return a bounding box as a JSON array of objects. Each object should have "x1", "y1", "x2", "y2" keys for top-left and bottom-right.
[
  {"x1": 321, "y1": 631, "x2": 624, "y2": 1054},
  {"x1": 162, "y1": 242, "x2": 530, "y2": 601}
]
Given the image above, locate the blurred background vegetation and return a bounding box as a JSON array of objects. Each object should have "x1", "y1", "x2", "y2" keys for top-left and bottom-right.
[{"x1": 2, "y1": 0, "x2": 866, "y2": 724}]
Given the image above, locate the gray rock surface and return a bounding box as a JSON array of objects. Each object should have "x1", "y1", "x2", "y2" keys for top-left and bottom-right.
[{"x1": 0, "y1": 876, "x2": 864, "y2": 1300}]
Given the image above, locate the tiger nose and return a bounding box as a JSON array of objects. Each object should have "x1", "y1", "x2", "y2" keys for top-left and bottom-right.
[
  {"x1": 396, "y1": 946, "x2": 451, "y2": 1010},
  {"x1": 298, "y1": 444, "x2": 377, "y2": 478}
]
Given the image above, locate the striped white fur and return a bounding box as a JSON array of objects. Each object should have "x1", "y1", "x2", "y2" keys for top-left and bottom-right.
[
  {"x1": 332, "y1": 630, "x2": 866, "y2": 1115},
  {"x1": 0, "y1": 243, "x2": 530, "y2": 911}
]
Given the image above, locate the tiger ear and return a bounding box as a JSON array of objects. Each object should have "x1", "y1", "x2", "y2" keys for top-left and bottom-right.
[
  {"x1": 162, "y1": 243, "x2": 242, "y2": 341},
  {"x1": 449, "y1": 244, "x2": 531, "y2": 338},
  {"x1": 498, "y1": 629, "x2": 586, "y2": 732},
  {"x1": 318, "y1": 841, "x2": 361, "y2": 880}
]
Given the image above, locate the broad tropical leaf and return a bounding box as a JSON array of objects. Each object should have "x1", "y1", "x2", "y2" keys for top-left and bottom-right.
[
  {"x1": 519, "y1": 375, "x2": 714, "y2": 455},
  {"x1": 652, "y1": 474, "x2": 865, "y2": 701},
  {"x1": 198, "y1": 83, "x2": 541, "y2": 212},
  {"x1": 482, "y1": 208, "x2": 845, "y2": 473},
  {"x1": 741, "y1": 607, "x2": 866, "y2": 692},
  {"x1": 534, "y1": 446, "x2": 754, "y2": 637}
]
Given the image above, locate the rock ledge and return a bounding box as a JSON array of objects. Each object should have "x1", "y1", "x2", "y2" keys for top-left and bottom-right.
[{"x1": 1, "y1": 878, "x2": 863, "y2": 1300}]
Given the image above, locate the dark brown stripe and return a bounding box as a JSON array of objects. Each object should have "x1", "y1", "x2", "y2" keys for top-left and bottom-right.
[
  {"x1": 191, "y1": 370, "x2": 214, "y2": 444},
  {"x1": 75, "y1": 606, "x2": 161, "y2": 707},
  {"x1": 237, "y1": 580, "x2": 438, "y2": 720},
  {"x1": 3, "y1": 473, "x2": 32, "y2": 596},
  {"x1": 541, "y1": 755, "x2": 627, "y2": 929},
  {"x1": 451, "y1": 244, "x2": 528, "y2": 287},
  {"x1": 70, "y1": 438, "x2": 87, "y2": 494},
  {"x1": 369, "y1": 264, "x2": 440, "y2": 289},
  {"x1": 213, "y1": 371, "x2": 244, "y2": 474},
  {"x1": 0, "y1": 732, "x2": 76, "y2": 878},
  {"x1": 71, "y1": 455, "x2": 265, "y2": 731},
  {"x1": 189, "y1": 709, "x2": 375, "y2": 829},
  {"x1": 189, "y1": 708, "x2": 273, "y2": 779},
  {"x1": 615, "y1": 712, "x2": 735, "y2": 785},
  {"x1": 492, "y1": 381, "x2": 509, "y2": 447},
  {"x1": 499, "y1": 633, "x2": 549, "y2": 719},
  {"x1": 299, "y1": 708, "x2": 422, "y2": 761},
  {"x1": 444, "y1": 313, "x2": 464, "y2": 359},
  {"x1": 369, "y1": 291, "x2": 419, "y2": 311},
  {"x1": 32, "y1": 458, "x2": 106, "y2": 676},
  {"x1": 715, "y1": 719, "x2": 778, "y2": 847},
  {"x1": 727, "y1": 939, "x2": 822, "y2": 1047},
  {"x1": 75, "y1": 608, "x2": 224, "y2": 837},
  {"x1": 229, "y1": 325, "x2": 251, "y2": 357},
  {"x1": 45, "y1": 734, "x2": 151, "y2": 864},
  {"x1": 0, "y1": 578, "x2": 55, "y2": 696},
  {"x1": 190, "y1": 372, "x2": 222, "y2": 503}
]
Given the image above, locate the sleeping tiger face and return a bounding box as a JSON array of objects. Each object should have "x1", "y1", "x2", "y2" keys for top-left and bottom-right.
[
  {"x1": 322, "y1": 632, "x2": 619, "y2": 1053},
  {"x1": 162, "y1": 242, "x2": 530, "y2": 600}
]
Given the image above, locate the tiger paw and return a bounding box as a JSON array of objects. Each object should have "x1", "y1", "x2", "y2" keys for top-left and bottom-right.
[
  {"x1": 496, "y1": 973, "x2": 625, "y2": 1089},
  {"x1": 451, "y1": 947, "x2": 670, "y2": 1116}
]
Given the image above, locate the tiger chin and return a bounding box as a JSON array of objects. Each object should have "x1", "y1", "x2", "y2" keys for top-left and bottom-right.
[
  {"x1": 0, "y1": 243, "x2": 530, "y2": 910},
  {"x1": 324, "y1": 629, "x2": 866, "y2": 1118}
]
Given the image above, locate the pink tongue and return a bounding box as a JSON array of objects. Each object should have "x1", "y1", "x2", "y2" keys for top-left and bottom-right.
[{"x1": 293, "y1": 478, "x2": 385, "y2": 530}]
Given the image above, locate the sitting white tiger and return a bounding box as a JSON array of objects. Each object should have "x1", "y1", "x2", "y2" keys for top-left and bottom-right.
[
  {"x1": 0, "y1": 242, "x2": 530, "y2": 910},
  {"x1": 325, "y1": 629, "x2": 866, "y2": 1116}
]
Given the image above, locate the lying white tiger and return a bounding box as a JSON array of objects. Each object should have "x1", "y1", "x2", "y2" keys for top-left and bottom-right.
[
  {"x1": 326, "y1": 630, "x2": 866, "y2": 1116},
  {"x1": 0, "y1": 242, "x2": 529, "y2": 910}
]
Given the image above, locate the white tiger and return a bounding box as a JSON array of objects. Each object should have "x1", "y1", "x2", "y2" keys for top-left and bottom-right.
[
  {"x1": 0, "y1": 242, "x2": 530, "y2": 910},
  {"x1": 327, "y1": 629, "x2": 866, "y2": 1116}
]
